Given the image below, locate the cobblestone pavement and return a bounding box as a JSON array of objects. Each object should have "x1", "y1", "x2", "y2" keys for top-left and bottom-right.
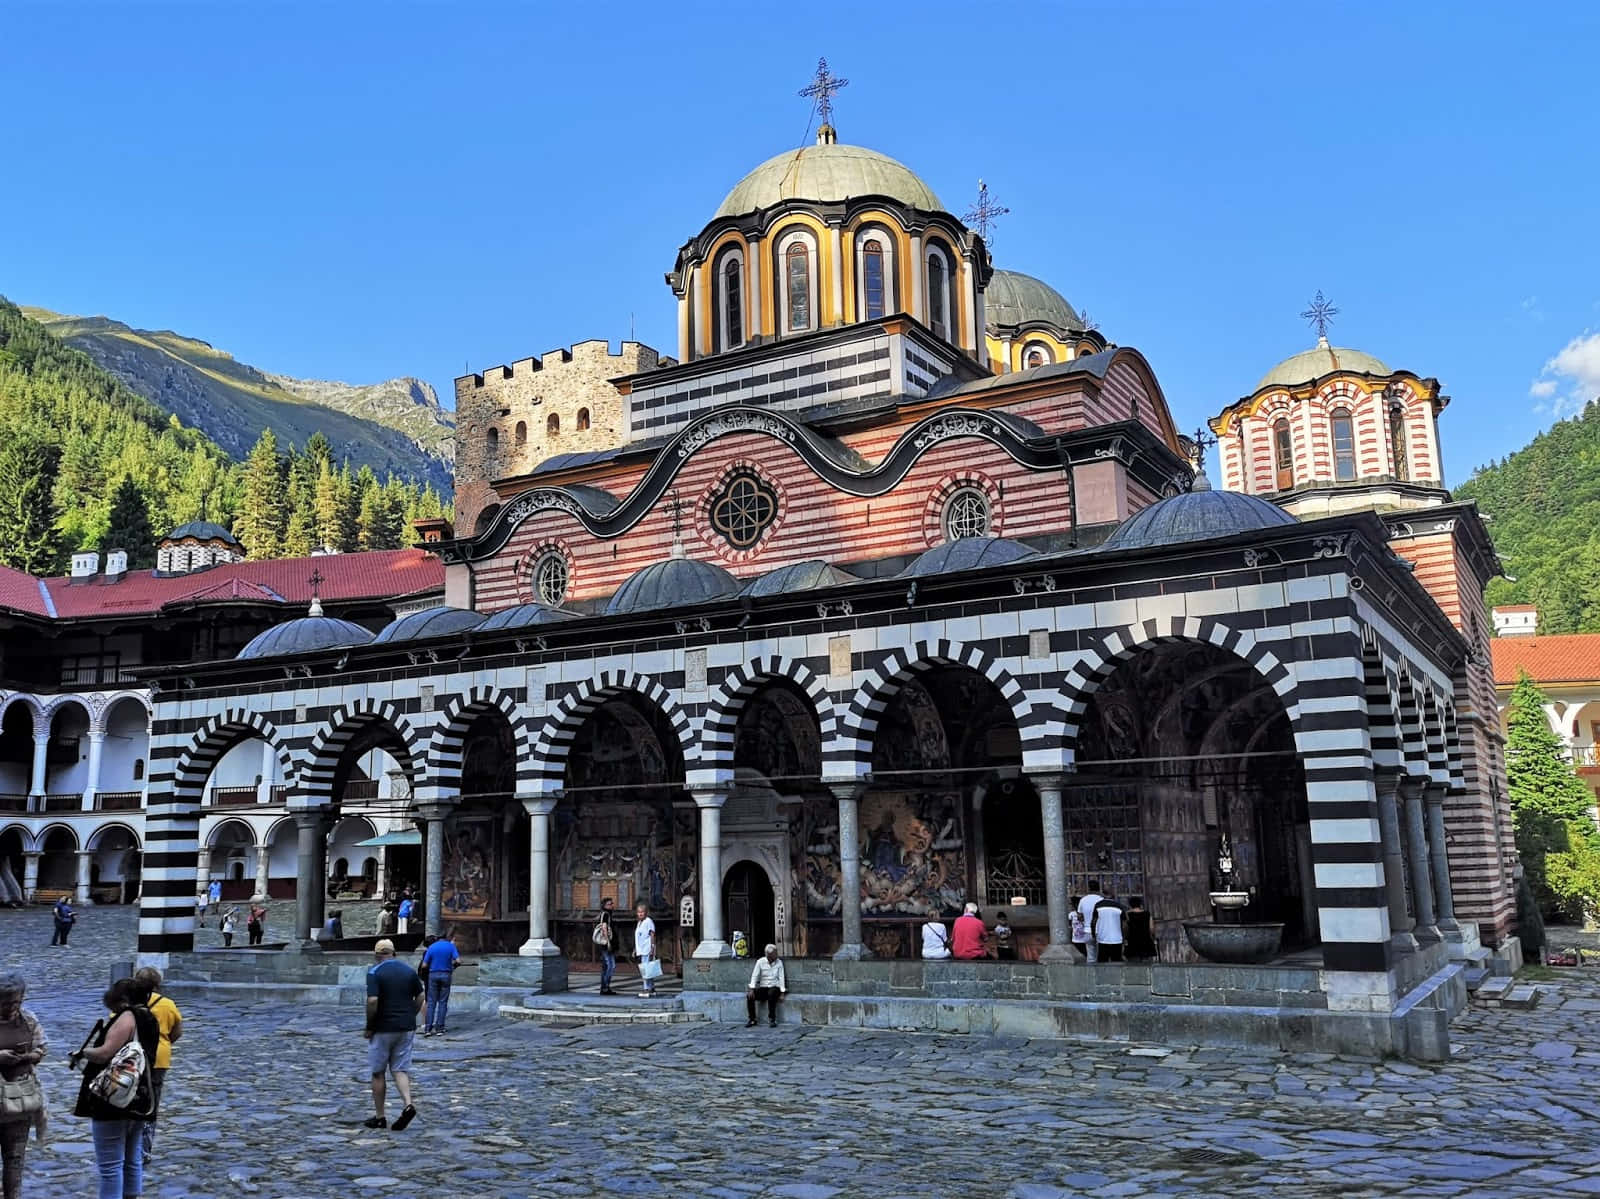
[{"x1": 3, "y1": 906, "x2": 1600, "y2": 1198}]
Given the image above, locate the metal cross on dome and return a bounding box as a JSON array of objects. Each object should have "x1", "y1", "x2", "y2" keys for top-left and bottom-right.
[
  {"x1": 1300, "y1": 290, "x2": 1340, "y2": 340},
  {"x1": 308, "y1": 568, "x2": 325, "y2": 598},
  {"x1": 1191, "y1": 425, "x2": 1218, "y2": 474},
  {"x1": 799, "y1": 57, "x2": 849, "y2": 126},
  {"x1": 964, "y1": 180, "x2": 1010, "y2": 244}
]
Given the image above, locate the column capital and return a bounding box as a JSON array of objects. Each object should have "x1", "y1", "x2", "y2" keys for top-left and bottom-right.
[
  {"x1": 292, "y1": 809, "x2": 333, "y2": 833},
  {"x1": 520, "y1": 796, "x2": 558, "y2": 817},
  {"x1": 1421, "y1": 780, "x2": 1451, "y2": 805},
  {"x1": 1023, "y1": 770, "x2": 1070, "y2": 793},
  {"x1": 31, "y1": 730, "x2": 50, "y2": 746},
  {"x1": 416, "y1": 802, "x2": 455, "y2": 823},
  {"x1": 689, "y1": 787, "x2": 728, "y2": 810},
  {"x1": 1397, "y1": 775, "x2": 1427, "y2": 800},
  {"x1": 824, "y1": 778, "x2": 867, "y2": 803}
]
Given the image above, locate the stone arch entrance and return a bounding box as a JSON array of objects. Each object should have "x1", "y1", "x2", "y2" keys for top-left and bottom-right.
[
  {"x1": 1072, "y1": 639, "x2": 1313, "y2": 960},
  {"x1": 723, "y1": 860, "x2": 775, "y2": 954}
]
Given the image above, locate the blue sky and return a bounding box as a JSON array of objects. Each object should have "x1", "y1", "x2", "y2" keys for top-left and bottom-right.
[{"x1": 3, "y1": 2, "x2": 1597, "y2": 486}]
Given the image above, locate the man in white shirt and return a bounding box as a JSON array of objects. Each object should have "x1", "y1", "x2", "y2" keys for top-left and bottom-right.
[
  {"x1": 745, "y1": 944, "x2": 786, "y2": 1027},
  {"x1": 1093, "y1": 896, "x2": 1125, "y2": 962},
  {"x1": 634, "y1": 902, "x2": 658, "y2": 998},
  {"x1": 1077, "y1": 882, "x2": 1105, "y2": 964}
]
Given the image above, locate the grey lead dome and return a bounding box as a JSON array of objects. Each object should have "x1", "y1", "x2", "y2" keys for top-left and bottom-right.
[
  {"x1": 1102, "y1": 489, "x2": 1297, "y2": 552},
  {"x1": 605, "y1": 556, "x2": 741, "y2": 616},
  {"x1": 984, "y1": 269, "x2": 1084, "y2": 333},
  {"x1": 715, "y1": 142, "x2": 943, "y2": 219},
  {"x1": 236, "y1": 616, "x2": 374, "y2": 660}
]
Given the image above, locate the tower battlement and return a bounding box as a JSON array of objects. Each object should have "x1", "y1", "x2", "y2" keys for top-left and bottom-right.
[{"x1": 453, "y1": 339, "x2": 668, "y2": 538}]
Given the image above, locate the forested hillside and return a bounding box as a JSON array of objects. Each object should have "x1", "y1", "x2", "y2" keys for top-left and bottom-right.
[
  {"x1": 1456, "y1": 400, "x2": 1600, "y2": 634},
  {"x1": 0, "y1": 299, "x2": 449, "y2": 574}
]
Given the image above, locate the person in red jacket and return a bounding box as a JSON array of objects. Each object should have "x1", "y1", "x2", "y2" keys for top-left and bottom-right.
[{"x1": 951, "y1": 902, "x2": 990, "y2": 960}]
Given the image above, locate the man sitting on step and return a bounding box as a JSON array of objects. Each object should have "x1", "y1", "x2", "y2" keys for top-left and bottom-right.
[{"x1": 745, "y1": 944, "x2": 787, "y2": 1028}]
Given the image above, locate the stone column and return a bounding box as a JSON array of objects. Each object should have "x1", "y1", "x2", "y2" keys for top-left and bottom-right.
[
  {"x1": 519, "y1": 797, "x2": 560, "y2": 957},
  {"x1": 829, "y1": 226, "x2": 845, "y2": 326},
  {"x1": 28, "y1": 731, "x2": 49, "y2": 800},
  {"x1": 1374, "y1": 771, "x2": 1418, "y2": 954},
  {"x1": 418, "y1": 804, "x2": 451, "y2": 938},
  {"x1": 908, "y1": 233, "x2": 924, "y2": 317},
  {"x1": 829, "y1": 781, "x2": 872, "y2": 960},
  {"x1": 257, "y1": 740, "x2": 277, "y2": 803},
  {"x1": 1425, "y1": 784, "x2": 1461, "y2": 935},
  {"x1": 82, "y1": 729, "x2": 105, "y2": 810},
  {"x1": 22, "y1": 853, "x2": 40, "y2": 902},
  {"x1": 374, "y1": 846, "x2": 388, "y2": 901},
  {"x1": 75, "y1": 850, "x2": 93, "y2": 904},
  {"x1": 194, "y1": 847, "x2": 212, "y2": 892},
  {"x1": 294, "y1": 811, "x2": 329, "y2": 944},
  {"x1": 1400, "y1": 779, "x2": 1440, "y2": 943},
  {"x1": 691, "y1": 788, "x2": 731, "y2": 959},
  {"x1": 1031, "y1": 774, "x2": 1075, "y2": 963},
  {"x1": 252, "y1": 842, "x2": 271, "y2": 902}
]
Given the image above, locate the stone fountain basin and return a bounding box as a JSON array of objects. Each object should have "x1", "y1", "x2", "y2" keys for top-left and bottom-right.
[
  {"x1": 1209, "y1": 891, "x2": 1251, "y2": 910},
  {"x1": 1183, "y1": 921, "x2": 1285, "y2": 965}
]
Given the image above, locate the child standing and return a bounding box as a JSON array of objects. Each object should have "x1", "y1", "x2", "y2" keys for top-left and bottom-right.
[
  {"x1": 1068, "y1": 895, "x2": 1088, "y2": 958},
  {"x1": 992, "y1": 911, "x2": 1017, "y2": 960}
]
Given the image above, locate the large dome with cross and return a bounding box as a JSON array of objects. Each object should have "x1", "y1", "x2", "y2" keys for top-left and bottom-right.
[{"x1": 714, "y1": 141, "x2": 944, "y2": 220}]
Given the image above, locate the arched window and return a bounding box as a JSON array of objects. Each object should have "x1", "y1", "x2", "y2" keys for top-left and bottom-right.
[
  {"x1": 547, "y1": 413, "x2": 560, "y2": 436},
  {"x1": 1389, "y1": 402, "x2": 1409, "y2": 481},
  {"x1": 718, "y1": 250, "x2": 744, "y2": 350},
  {"x1": 1273, "y1": 418, "x2": 1294, "y2": 490},
  {"x1": 577, "y1": 407, "x2": 591, "y2": 432},
  {"x1": 942, "y1": 487, "x2": 991, "y2": 540},
  {"x1": 1022, "y1": 342, "x2": 1053, "y2": 369},
  {"x1": 533, "y1": 549, "x2": 569, "y2": 606},
  {"x1": 784, "y1": 239, "x2": 813, "y2": 333},
  {"x1": 515, "y1": 420, "x2": 527, "y2": 445},
  {"x1": 486, "y1": 427, "x2": 500, "y2": 455},
  {"x1": 925, "y1": 245, "x2": 951, "y2": 341},
  {"x1": 1330, "y1": 407, "x2": 1357, "y2": 482},
  {"x1": 859, "y1": 235, "x2": 892, "y2": 321}
]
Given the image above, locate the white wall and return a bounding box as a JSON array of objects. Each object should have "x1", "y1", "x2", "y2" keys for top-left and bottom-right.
[
  {"x1": 46, "y1": 705, "x2": 90, "y2": 794},
  {"x1": 100, "y1": 700, "x2": 150, "y2": 791}
]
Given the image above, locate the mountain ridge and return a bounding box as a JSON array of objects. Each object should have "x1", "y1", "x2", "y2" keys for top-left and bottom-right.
[{"x1": 23, "y1": 307, "x2": 455, "y2": 493}]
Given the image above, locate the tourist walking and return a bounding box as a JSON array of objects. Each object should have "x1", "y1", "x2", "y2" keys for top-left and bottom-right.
[
  {"x1": 246, "y1": 903, "x2": 267, "y2": 946},
  {"x1": 49, "y1": 898, "x2": 75, "y2": 947},
  {"x1": 745, "y1": 944, "x2": 787, "y2": 1027},
  {"x1": 220, "y1": 907, "x2": 238, "y2": 947},
  {"x1": 1069, "y1": 895, "x2": 1089, "y2": 959},
  {"x1": 133, "y1": 968, "x2": 181, "y2": 1164},
  {"x1": 633, "y1": 902, "x2": 659, "y2": 997},
  {"x1": 420, "y1": 933, "x2": 460, "y2": 1036},
  {"x1": 1092, "y1": 894, "x2": 1126, "y2": 963},
  {"x1": 375, "y1": 903, "x2": 397, "y2": 937},
  {"x1": 363, "y1": 939, "x2": 422, "y2": 1130},
  {"x1": 1124, "y1": 896, "x2": 1157, "y2": 961},
  {"x1": 992, "y1": 910, "x2": 1016, "y2": 961},
  {"x1": 0, "y1": 972, "x2": 47, "y2": 1199},
  {"x1": 207, "y1": 879, "x2": 221, "y2": 910},
  {"x1": 70, "y1": 976, "x2": 158, "y2": 1199},
  {"x1": 952, "y1": 902, "x2": 989, "y2": 960},
  {"x1": 194, "y1": 887, "x2": 209, "y2": 927},
  {"x1": 594, "y1": 897, "x2": 618, "y2": 995},
  {"x1": 920, "y1": 915, "x2": 951, "y2": 960},
  {"x1": 396, "y1": 895, "x2": 414, "y2": 936},
  {"x1": 1077, "y1": 882, "x2": 1106, "y2": 964}
]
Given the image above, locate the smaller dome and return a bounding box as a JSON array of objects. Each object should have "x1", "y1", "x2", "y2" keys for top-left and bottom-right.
[
  {"x1": 1102, "y1": 490, "x2": 1297, "y2": 553},
  {"x1": 371, "y1": 606, "x2": 487, "y2": 644},
  {"x1": 984, "y1": 270, "x2": 1083, "y2": 332},
  {"x1": 1256, "y1": 338, "x2": 1390, "y2": 392},
  {"x1": 901, "y1": 538, "x2": 1038, "y2": 578},
  {"x1": 477, "y1": 603, "x2": 578, "y2": 632},
  {"x1": 237, "y1": 616, "x2": 373, "y2": 660},
  {"x1": 165, "y1": 520, "x2": 242, "y2": 546},
  {"x1": 605, "y1": 556, "x2": 740, "y2": 616},
  {"x1": 742, "y1": 559, "x2": 855, "y2": 598}
]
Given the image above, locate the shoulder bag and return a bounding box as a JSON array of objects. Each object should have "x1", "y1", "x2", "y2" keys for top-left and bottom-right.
[{"x1": 0, "y1": 1025, "x2": 42, "y2": 1119}]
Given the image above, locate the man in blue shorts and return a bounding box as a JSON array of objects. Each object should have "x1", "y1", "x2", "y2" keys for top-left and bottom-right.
[{"x1": 364, "y1": 938, "x2": 423, "y2": 1130}]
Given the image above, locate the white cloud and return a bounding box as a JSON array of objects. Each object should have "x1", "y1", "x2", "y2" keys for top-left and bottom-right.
[{"x1": 1530, "y1": 329, "x2": 1600, "y2": 418}]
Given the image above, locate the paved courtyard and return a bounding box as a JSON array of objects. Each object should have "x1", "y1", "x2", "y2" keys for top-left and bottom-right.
[{"x1": 2, "y1": 907, "x2": 1598, "y2": 1198}]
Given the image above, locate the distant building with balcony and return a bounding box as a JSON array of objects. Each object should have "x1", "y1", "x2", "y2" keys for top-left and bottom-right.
[
  {"x1": 0, "y1": 539, "x2": 443, "y2": 905},
  {"x1": 1491, "y1": 613, "x2": 1600, "y2": 804}
]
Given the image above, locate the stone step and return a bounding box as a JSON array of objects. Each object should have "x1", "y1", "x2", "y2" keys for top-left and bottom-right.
[
  {"x1": 1501, "y1": 985, "x2": 1541, "y2": 1010},
  {"x1": 498, "y1": 1002, "x2": 704, "y2": 1027},
  {"x1": 1463, "y1": 966, "x2": 1491, "y2": 992},
  {"x1": 1473, "y1": 976, "x2": 1513, "y2": 1002}
]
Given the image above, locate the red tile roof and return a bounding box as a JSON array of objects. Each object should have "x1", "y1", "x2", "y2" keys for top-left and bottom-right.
[
  {"x1": 1492, "y1": 634, "x2": 1600, "y2": 688},
  {"x1": 1493, "y1": 604, "x2": 1537, "y2": 613},
  {"x1": 0, "y1": 549, "x2": 443, "y2": 623}
]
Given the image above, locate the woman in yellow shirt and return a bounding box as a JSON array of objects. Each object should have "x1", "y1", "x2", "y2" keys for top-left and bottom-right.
[{"x1": 131, "y1": 968, "x2": 180, "y2": 1163}]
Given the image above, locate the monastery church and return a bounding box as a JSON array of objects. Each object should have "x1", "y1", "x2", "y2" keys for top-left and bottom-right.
[{"x1": 132, "y1": 70, "x2": 1519, "y2": 1057}]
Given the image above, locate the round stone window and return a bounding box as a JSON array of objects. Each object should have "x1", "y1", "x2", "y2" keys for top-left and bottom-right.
[
  {"x1": 942, "y1": 487, "x2": 992, "y2": 540},
  {"x1": 708, "y1": 470, "x2": 778, "y2": 549},
  {"x1": 533, "y1": 550, "x2": 569, "y2": 606}
]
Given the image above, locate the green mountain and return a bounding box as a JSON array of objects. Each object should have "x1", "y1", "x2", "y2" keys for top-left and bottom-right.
[
  {"x1": 24, "y1": 308, "x2": 455, "y2": 494},
  {"x1": 1456, "y1": 399, "x2": 1600, "y2": 634}
]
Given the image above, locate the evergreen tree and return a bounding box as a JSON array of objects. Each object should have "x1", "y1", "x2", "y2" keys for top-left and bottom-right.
[
  {"x1": 102, "y1": 476, "x2": 157, "y2": 567},
  {"x1": 1505, "y1": 671, "x2": 1600, "y2": 916},
  {"x1": 234, "y1": 428, "x2": 286, "y2": 559},
  {"x1": 0, "y1": 427, "x2": 63, "y2": 574},
  {"x1": 281, "y1": 443, "x2": 319, "y2": 558}
]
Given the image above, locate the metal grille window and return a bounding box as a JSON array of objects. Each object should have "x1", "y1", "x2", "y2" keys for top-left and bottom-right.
[
  {"x1": 863, "y1": 240, "x2": 886, "y2": 320},
  {"x1": 1273, "y1": 418, "x2": 1294, "y2": 490},
  {"x1": 723, "y1": 256, "x2": 743, "y2": 348},
  {"x1": 786, "y1": 243, "x2": 811, "y2": 332},
  {"x1": 1389, "y1": 403, "x2": 1408, "y2": 481},
  {"x1": 942, "y1": 487, "x2": 991, "y2": 540},
  {"x1": 926, "y1": 250, "x2": 949, "y2": 340},
  {"x1": 709, "y1": 470, "x2": 778, "y2": 548},
  {"x1": 1330, "y1": 408, "x2": 1357, "y2": 482},
  {"x1": 534, "y1": 551, "x2": 569, "y2": 606}
]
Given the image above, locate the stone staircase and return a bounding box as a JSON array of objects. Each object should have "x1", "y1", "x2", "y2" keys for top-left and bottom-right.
[
  {"x1": 499, "y1": 994, "x2": 705, "y2": 1028},
  {"x1": 1467, "y1": 971, "x2": 1540, "y2": 1010}
]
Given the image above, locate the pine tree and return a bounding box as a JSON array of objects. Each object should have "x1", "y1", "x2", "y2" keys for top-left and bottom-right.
[
  {"x1": 281, "y1": 444, "x2": 318, "y2": 558},
  {"x1": 234, "y1": 428, "x2": 286, "y2": 559},
  {"x1": 102, "y1": 476, "x2": 157, "y2": 567},
  {"x1": 1505, "y1": 671, "x2": 1600, "y2": 916},
  {"x1": 0, "y1": 426, "x2": 63, "y2": 574}
]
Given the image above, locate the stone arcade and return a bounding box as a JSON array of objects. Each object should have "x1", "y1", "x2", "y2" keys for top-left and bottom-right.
[{"x1": 135, "y1": 104, "x2": 1518, "y2": 1059}]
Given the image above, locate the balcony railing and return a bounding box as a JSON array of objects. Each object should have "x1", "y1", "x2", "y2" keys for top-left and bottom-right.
[
  {"x1": 270, "y1": 785, "x2": 287, "y2": 804},
  {"x1": 343, "y1": 780, "x2": 380, "y2": 801},
  {"x1": 210, "y1": 786, "x2": 259, "y2": 806},
  {"x1": 1576, "y1": 745, "x2": 1600, "y2": 769},
  {"x1": 96, "y1": 791, "x2": 143, "y2": 811},
  {"x1": 42, "y1": 793, "x2": 82, "y2": 811},
  {"x1": 0, "y1": 794, "x2": 27, "y2": 812}
]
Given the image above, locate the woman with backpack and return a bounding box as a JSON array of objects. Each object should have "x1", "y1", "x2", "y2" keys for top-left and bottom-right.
[
  {"x1": 0, "y1": 971, "x2": 48, "y2": 1199},
  {"x1": 68, "y1": 977, "x2": 158, "y2": 1199}
]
